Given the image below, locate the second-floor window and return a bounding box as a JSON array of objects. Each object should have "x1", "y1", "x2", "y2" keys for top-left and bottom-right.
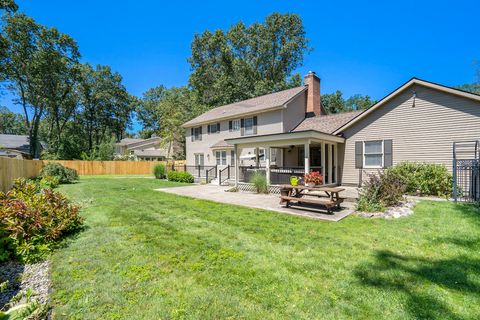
[
  {"x1": 230, "y1": 119, "x2": 241, "y2": 131},
  {"x1": 208, "y1": 123, "x2": 220, "y2": 134},
  {"x1": 244, "y1": 117, "x2": 254, "y2": 135},
  {"x1": 192, "y1": 126, "x2": 202, "y2": 141}
]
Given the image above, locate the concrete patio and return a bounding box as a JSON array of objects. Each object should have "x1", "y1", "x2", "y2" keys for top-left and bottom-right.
[{"x1": 156, "y1": 184, "x2": 356, "y2": 222}]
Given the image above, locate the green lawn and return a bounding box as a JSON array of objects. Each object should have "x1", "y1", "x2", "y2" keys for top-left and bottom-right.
[{"x1": 51, "y1": 176, "x2": 480, "y2": 319}]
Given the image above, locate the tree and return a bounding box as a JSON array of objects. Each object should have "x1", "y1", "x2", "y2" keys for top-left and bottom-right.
[
  {"x1": 457, "y1": 65, "x2": 480, "y2": 94},
  {"x1": 0, "y1": 13, "x2": 80, "y2": 158},
  {"x1": 137, "y1": 86, "x2": 192, "y2": 159},
  {"x1": 0, "y1": 106, "x2": 27, "y2": 134},
  {"x1": 0, "y1": 0, "x2": 17, "y2": 14},
  {"x1": 321, "y1": 91, "x2": 345, "y2": 114},
  {"x1": 345, "y1": 94, "x2": 376, "y2": 110},
  {"x1": 188, "y1": 13, "x2": 311, "y2": 109}
]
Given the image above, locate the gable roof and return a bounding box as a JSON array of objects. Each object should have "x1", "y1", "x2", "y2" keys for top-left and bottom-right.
[
  {"x1": 183, "y1": 86, "x2": 306, "y2": 127},
  {"x1": 332, "y1": 77, "x2": 480, "y2": 134},
  {"x1": 293, "y1": 110, "x2": 363, "y2": 134}
]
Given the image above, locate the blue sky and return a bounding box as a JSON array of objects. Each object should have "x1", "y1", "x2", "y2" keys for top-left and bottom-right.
[{"x1": 2, "y1": 0, "x2": 479, "y2": 132}]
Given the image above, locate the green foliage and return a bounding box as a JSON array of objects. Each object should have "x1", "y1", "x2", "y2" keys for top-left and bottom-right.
[
  {"x1": 0, "y1": 107, "x2": 27, "y2": 135},
  {"x1": 40, "y1": 162, "x2": 78, "y2": 184},
  {"x1": 36, "y1": 175, "x2": 60, "y2": 189},
  {"x1": 322, "y1": 91, "x2": 376, "y2": 114},
  {"x1": 250, "y1": 171, "x2": 269, "y2": 194},
  {"x1": 153, "y1": 164, "x2": 166, "y2": 179},
  {"x1": 0, "y1": 178, "x2": 83, "y2": 262},
  {"x1": 357, "y1": 170, "x2": 406, "y2": 212},
  {"x1": 188, "y1": 13, "x2": 310, "y2": 109},
  {"x1": 387, "y1": 162, "x2": 452, "y2": 197},
  {"x1": 167, "y1": 171, "x2": 194, "y2": 183}
]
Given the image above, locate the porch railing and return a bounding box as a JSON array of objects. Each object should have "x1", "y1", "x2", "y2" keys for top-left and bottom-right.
[
  {"x1": 205, "y1": 166, "x2": 217, "y2": 183},
  {"x1": 171, "y1": 165, "x2": 216, "y2": 179},
  {"x1": 239, "y1": 166, "x2": 323, "y2": 184},
  {"x1": 219, "y1": 165, "x2": 231, "y2": 185}
]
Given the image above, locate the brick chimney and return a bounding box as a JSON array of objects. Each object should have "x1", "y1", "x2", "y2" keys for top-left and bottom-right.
[{"x1": 304, "y1": 71, "x2": 322, "y2": 117}]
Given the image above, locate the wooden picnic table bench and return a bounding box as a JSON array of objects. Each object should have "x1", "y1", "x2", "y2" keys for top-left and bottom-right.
[{"x1": 279, "y1": 185, "x2": 345, "y2": 214}]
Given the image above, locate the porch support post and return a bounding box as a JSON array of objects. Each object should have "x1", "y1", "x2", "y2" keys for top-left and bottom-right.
[
  {"x1": 328, "y1": 144, "x2": 333, "y2": 184},
  {"x1": 304, "y1": 140, "x2": 310, "y2": 174},
  {"x1": 265, "y1": 146, "x2": 271, "y2": 185},
  {"x1": 321, "y1": 142, "x2": 326, "y2": 185},
  {"x1": 255, "y1": 147, "x2": 259, "y2": 167},
  {"x1": 234, "y1": 144, "x2": 240, "y2": 188},
  {"x1": 334, "y1": 143, "x2": 338, "y2": 184}
]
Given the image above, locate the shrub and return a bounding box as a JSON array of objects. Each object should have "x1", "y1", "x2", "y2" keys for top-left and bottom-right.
[
  {"x1": 357, "y1": 170, "x2": 406, "y2": 212},
  {"x1": 36, "y1": 175, "x2": 60, "y2": 189},
  {"x1": 387, "y1": 162, "x2": 452, "y2": 197},
  {"x1": 250, "y1": 171, "x2": 269, "y2": 194},
  {"x1": 40, "y1": 162, "x2": 78, "y2": 184},
  {"x1": 0, "y1": 179, "x2": 83, "y2": 262},
  {"x1": 167, "y1": 171, "x2": 194, "y2": 183},
  {"x1": 153, "y1": 164, "x2": 166, "y2": 179}
]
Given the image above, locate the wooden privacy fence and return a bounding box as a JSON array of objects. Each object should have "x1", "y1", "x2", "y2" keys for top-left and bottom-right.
[
  {"x1": 50, "y1": 160, "x2": 186, "y2": 176},
  {"x1": 0, "y1": 158, "x2": 186, "y2": 192},
  {"x1": 0, "y1": 157, "x2": 44, "y2": 192}
]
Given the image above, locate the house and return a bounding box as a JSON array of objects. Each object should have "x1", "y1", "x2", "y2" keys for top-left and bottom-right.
[
  {"x1": 115, "y1": 136, "x2": 169, "y2": 161},
  {"x1": 0, "y1": 134, "x2": 45, "y2": 159},
  {"x1": 182, "y1": 72, "x2": 480, "y2": 187}
]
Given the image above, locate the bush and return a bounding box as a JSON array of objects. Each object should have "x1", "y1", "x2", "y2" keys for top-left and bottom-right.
[
  {"x1": 167, "y1": 171, "x2": 194, "y2": 183},
  {"x1": 40, "y1": 162, "x2": 78, "y2": 184},
  {"x1": 0, "y1": 179, "x2": 83, "y2": 262},
  {"x1": 387, "y1": 162, "x2": 452, "y2": 197},
  {"x1": 36, "y1": 175, "x2": 60, "y2": 189},
  {"x1": 250, "y1": 171, "x2": 269, "y2": 194},
  {"x1": 357, "y1": 170, "x2": 406, "y2": 212},
  {"x1": 153, "y1": 164, "x2": 166, "y2": 179}
]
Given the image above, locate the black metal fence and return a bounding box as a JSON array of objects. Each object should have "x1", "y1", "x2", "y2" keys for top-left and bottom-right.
[
  {"x1": 453, "y1": 141, "x2": 480, "y2": 202},
  {"x1": 219, "y1": 166, "x2": 231, "y2": 185},
  {"x1": 170, "y1": 164, "x2": 216, "y2": 180},
  {"x1": 239, "y1": 166, "x2": 323, "y2": 184}
]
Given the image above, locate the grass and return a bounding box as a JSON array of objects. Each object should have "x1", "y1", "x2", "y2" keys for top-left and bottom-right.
[{"x1": 50, "y1": 176, "x2": 480, "y2": 319}]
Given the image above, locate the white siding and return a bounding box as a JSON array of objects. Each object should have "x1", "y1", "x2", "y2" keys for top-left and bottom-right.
[{"x1": 340, "y1": 84, "x2": 480, "y2": 185}]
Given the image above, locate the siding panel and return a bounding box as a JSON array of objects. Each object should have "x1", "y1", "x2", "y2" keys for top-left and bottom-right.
[{"x1": 340, "y1": 84, "x2": 480, "y2": 185}]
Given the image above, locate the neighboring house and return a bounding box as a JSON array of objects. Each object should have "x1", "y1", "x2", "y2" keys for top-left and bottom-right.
[
  {"x1": 183, "y1": 72, "x2": 480, "y2": 186},
  {"x1": 115, "y1": 136, "x2": 170, "y2": 161},
  {"x1": 0, "y1": 134, "x2": 45, "y2": 159}
]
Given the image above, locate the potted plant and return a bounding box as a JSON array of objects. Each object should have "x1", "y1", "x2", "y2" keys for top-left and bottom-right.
[{"x1": 304, "y1": 171, "x2": 323, "y2": 187}]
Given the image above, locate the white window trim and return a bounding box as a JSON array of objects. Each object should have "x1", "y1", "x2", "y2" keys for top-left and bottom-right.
[
  {"x1": 232, "y1": 119, "x2": 241, "y2": 131},
  {"x1": 193, "y1": 127, "x2": 202, "y2": 141},
  {"x1": 363, "y1": 140, "x2": 384, "y2": 169},
  {"x1": 244, "y1": 117, "x2": 254, "y2": 136},
  {"x1": 216, "y1": 150, "x2": 227, "y2": 166}
]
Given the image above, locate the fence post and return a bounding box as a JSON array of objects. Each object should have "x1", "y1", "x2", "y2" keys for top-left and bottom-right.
[
  {"x1": 453, "y1": 143, "x2": 457, "y2": 202},
  {"x1": 197, "y1": 165, "x2": 200, "y2": 178},
  {"x1": 227, "y1": 165, "x2": 230, "y2": 179},
  {"x1": 206, "y1": 170, "x2": 209, "y2": 183},
  {"x1": 184, "y1": 164, "x2": 186, "y2": 172}
]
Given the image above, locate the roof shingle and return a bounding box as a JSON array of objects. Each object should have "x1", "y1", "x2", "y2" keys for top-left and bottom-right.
[
  {"x1": 183, "y1": 86, "x2": 306, "y2": 127},
  {"x1": 293, "y1": 110, "x2": 363, "y2": 134}
]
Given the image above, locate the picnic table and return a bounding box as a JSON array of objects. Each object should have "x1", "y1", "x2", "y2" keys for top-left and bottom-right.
[{"x1": 279, "y1": 185, "x2": 345, "y2": 214}]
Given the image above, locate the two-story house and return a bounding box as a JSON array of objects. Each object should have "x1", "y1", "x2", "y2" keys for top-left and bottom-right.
[{"x1": 183, "y1": 71, "x2": 480, "y2": 188}]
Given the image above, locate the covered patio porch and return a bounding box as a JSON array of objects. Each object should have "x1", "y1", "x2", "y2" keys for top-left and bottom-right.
[{"x1": 225, "y1": 130, "x2": 345, "y2": 188}]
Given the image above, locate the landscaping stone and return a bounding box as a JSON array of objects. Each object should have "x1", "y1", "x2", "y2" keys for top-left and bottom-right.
[
  {"x1": 357, "y1": 201, "x2": 415, "y2": 219},
  {"x1": 0, "y1": 260, "x2": 50, "y2": 310}
]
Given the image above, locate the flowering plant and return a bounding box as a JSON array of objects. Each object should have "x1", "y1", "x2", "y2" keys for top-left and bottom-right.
[{"x1": 304, "y1": 171, "x2": 323, "y2": 185}]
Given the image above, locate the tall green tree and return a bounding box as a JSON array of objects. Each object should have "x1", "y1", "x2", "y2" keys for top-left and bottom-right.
[
  {"x1": 345, "y1": 94, "x2": 376, "y2": 110},
  {"x1": 0, "y1": 0, "x2": 17, "y2": 14},
  {"x1": 0, "y1": 106, "x2": 27, "y2": 134},
  {"x1": 0, "y1": 13, "x2": 80, "y2": 157},
  {"x1": 457, "y1": 65, "x2": 480, "y2": 94},
  {"x1": 188, "y1": 13, "x2": 311, "y2": 110},
  {"x1": 322, "y1": 91, "x2": 376, "y2": 114},
  {"x1": 137, "y1": 86, "x2": 192, "y2": 159}
]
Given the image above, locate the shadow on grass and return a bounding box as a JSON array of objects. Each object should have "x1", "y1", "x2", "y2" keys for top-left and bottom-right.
[{"x1": 355, "y1": 249, "x2": 480, "y2": 319}]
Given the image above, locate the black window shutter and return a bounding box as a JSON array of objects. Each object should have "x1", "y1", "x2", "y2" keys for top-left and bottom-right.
[
  {"x1": 199, "y1": 126, "x2": 202, "y2": 141},
  {"x1": 217, "y1": 123, "x2": 220, "y2": 133},
  {"x1": 253, "y1": 116, "x2": 257, "y2": 134},
  {"x1": 241, "y1": 119, "x2": 245, "y2": 136},
  {"x1": 207, "y1": 125, "x2": 211, "y2": 134},
  {"x1": 191, "y1": 128, "x2": 194, "y2": 142},
  {"x1": 229, "y1": 121, "x2": 232, "y2": 132},
  {"x1": 384, "y1": 140, "x2": 393, "y2": 168},
  {"x1": 355, "y1": 141, "x2": 363, "y2": 169}
]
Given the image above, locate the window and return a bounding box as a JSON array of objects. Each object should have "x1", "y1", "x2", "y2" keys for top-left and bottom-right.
[
  {"x1": 195, "y1": 153, "x2": 204, "y2": 166},
  {"x1": 244, "y1": 117, "x2": 254, "y2": 135},
  {"x1": 230, "y1": 150, "x2": 235, "y2": 166},
  {"x1": 192, "y1": 127, "x2": 202, "y2": 141},
  {"x1": 208, "y1": 123, "x2": 220, "y2": 134},
  {"x1": 216, "y1": 150, "x2": 227, "y2": 165},
  {"x1": 363, "y1": 140, "x2": 383, "y2": 168},
  {"x1": 232, "y1": 119, "x2": 240, "y2": 131}
]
